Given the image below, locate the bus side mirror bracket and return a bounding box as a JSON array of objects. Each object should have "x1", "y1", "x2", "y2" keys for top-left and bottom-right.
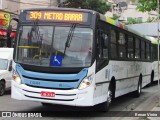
[
  {"x1": 7, "y1": 25, "x2": 12, "y2": 38},
  {"x1": 6, "y1": 25, "x2": 12, "y2": 47}
]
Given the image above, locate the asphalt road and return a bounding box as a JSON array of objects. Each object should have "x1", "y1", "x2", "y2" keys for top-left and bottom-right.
[{"x1": 0, "y1": 81, "x2": 160, "y2": 120}]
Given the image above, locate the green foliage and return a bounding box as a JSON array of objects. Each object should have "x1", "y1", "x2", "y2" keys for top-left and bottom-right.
[
  {"x1": 146, "y1": 16, "x2": 155, "y2": 22},
  {"x1": 125, "y1": 17, "x2": 143, "y2": 25},
  {"x1": 59, "y1": 0, "x2": 111, "y2": 14},
  {"x1": 131, "y1": 0, "x2": 136, "y2": 3},
  {"x1": 137, "y1": 0, "x2": 157, "y2": 12},
  {"x1": 112, "y1": 14, "x2": 120, "y2": 20}
]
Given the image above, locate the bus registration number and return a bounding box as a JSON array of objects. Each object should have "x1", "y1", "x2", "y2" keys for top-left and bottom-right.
[{"x1": 41, "y1": 91, "x2": 55, "y2": 97}]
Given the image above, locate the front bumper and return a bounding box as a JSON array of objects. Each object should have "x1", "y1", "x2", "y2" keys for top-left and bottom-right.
[{"x1": 11, "y1": 81, "x2": 95, "y2": 106}]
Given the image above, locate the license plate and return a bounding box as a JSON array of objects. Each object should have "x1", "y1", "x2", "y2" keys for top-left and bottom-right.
[{"x1": 40, "y1": 91, "x2": 55, "y2": 97}]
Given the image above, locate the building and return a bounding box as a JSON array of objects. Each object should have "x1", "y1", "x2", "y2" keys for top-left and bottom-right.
[
  {"x1": 106, "y1": 0, "x2": 157, "y2": 22},
  {"x1": 1, "y1": 0, "x2": 59, "y2": 13},
  {"x1": 0, "y1": 0, "x2": 19, "y2": 47},
  {"x1": 20, "y1": 0, "x2": 58, "y2": 10},
  {"x1": 1, "y1": 0, "x2": 20, "y2": 15}
]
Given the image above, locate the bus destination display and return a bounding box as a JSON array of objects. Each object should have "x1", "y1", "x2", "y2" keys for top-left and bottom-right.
[{"x1": 26, "y1": 11, "x2": 89, "y2": 23}]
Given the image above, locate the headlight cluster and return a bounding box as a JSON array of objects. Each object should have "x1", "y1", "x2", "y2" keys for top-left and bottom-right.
[
  {"x1": 12, "y1": 69, "x2": 21, "y2": 84},
  {"x1": 78, "y1": 74, "x2": 94, "y2": 90}
]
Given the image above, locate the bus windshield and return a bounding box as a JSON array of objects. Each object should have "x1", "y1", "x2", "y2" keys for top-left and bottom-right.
[{"x1": 15, "y1": 25, "x2": 93, "y2": 68}]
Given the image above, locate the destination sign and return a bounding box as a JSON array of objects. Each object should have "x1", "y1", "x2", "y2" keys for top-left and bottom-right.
[{"x1": 26, "y1": 11, "x2": 89, "y2": 23}]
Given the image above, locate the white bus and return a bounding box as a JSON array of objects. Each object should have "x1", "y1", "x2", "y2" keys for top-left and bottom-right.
[{"x1": 11, "y1": 8, "x2": 153, "y2": 111}]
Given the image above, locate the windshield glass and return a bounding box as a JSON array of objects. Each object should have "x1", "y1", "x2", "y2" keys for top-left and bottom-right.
[
  {"x1": 15, "y1": 25, "x2": 93, "y2": 68},
  {"x1": 0, "y1": 59, "x2": 8, "y2": 70}
]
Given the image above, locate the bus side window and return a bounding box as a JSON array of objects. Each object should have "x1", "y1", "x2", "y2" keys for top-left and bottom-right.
[
  {"x1": 128, "y1": 36, "x2": 134, "y2": 58},
  {"x1": 118, "y1": 32, "x2": 126, "y2": 58},
  {"x1": 135, "y1": 38, "x2": 140, "y2": 59},
  {"x1": 102, "y1": 33, "x2": 109, "y2": 59},
  {"x1": 141, "y1": 41, "x2": 145, "y2": 60},
  {"x1": 146, "y1": 42, "x2": 150, "y2": 60},
  {"x1": 97, "y1": 29, "x2": 108, "y2": 59},
  {"x1": 152, "y1": 45, "x2": 157, "y2": 60},
  {"x1": 111, "y1": 30, "x2": 117, "y2": 58}
]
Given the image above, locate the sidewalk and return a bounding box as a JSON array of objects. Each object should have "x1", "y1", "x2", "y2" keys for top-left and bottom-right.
[
  {"x1": 114, "y1": 84, "x2": 160, "y2": 120},
  {"x1": 137, "y1": 85, "x2": 160, "y2": 120},
  {"x1": 144, "y1": 105, "x2": 160, "y2": 120},
  {"x1": 138, "y1": 85, "x2": 160, "y2": 120}
]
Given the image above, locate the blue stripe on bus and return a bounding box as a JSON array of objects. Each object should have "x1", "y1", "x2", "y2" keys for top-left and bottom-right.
[{"x1": 16, "y1": 64, "x2": 88, "y2": 89}]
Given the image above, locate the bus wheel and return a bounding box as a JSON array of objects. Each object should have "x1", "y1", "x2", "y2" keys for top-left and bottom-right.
[
  {"x1": 150, "y1": 71, "x2": 154, "y2": 84},
  {"x1": 98, "y1": 85, "x2": 113, "y2": 112},
  {"x1": 0, "y1": 81, "x2": 5, "y2": 96},
  {"x1": 134, "y1": 76, "x2": 142, "y2": 97}
]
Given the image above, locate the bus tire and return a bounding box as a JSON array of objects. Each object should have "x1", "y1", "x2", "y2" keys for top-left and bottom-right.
[
  {"x1": 98, "y1": 83, "x2": 114, "y2": 112},
  {"x1": 0, "y1": 81, "x2": 5, "y2": 96},
  {"x1": 150, "y1": 71, "x2": 154, "y2": 84},
  {"x1": 134, "y1": 76, "x2": 142, "y2": 97}
]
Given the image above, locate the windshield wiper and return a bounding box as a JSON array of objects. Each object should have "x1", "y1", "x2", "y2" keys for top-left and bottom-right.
[{"x1": 63, "y1": 24, "x2": 76, "y2": 58}]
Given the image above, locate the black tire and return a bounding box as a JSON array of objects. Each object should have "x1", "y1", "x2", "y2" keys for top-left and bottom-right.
[
  {"x1": 134, "y1": 76, "x2": 142, "y2": 97},
  {"x1": 0, "y1": 81, "x2": 5, "y2": 96},
  {"x1": 98, "y1": 84, "x2": 114, "y2": 112},
  {"x1": 150, "y1": 72, "x2": 154, "y2": 84}
]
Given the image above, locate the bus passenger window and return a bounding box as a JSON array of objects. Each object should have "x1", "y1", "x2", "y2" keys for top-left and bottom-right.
[
  {"x1": 128, "y1": 36, "x2": 134, "y2": 58},
  {"x1": 98, "y1": 30, "x2": 109, "y2": 59},
  {"x1": 118, "y1": 32, "x2": 126, "y2": 58},
  {"x1": 111, "y1": 30, "x2": 117, "y2": 58},
  {"x1": 102, "y1": 33, "x2": 109, "y2": 59},
  {"x1": 141, "y1": 41, "x2": 145, "y2": 59},
  {"x1": 146, "y1": 43, "x2": 150, "y2": 60},
  {"x1": 135, "y1": 38, "x2": 140, "y2": 59},
  {"x1": 152, "y1": 45, "x2": 157, "y2": 60}
]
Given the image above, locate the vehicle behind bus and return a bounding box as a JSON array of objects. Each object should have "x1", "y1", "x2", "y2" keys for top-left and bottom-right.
[{"x1": 0, "y1": 48, "x2": 13, "y2": 96}]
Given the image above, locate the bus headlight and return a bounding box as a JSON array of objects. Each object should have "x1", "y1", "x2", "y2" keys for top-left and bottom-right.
[
  {"x1": 78, "y1": 74, "x2": 94, "y2": 90},
  {"x1": 12, "y1": 69, "x2": 21, "y2": 84}
]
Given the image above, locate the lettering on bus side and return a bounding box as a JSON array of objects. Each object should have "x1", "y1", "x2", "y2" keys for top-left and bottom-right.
[
  {"x1": 30, "y1": 81, "x2": 40, "y2": 86},
  {"x1": 112, "y1": 65, "x2": 124, "y2": 73}
]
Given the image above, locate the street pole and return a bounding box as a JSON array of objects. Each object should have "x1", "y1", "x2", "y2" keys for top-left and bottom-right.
[{"x1": 158, "y1": 0, "x2": 160, "y2": 87}]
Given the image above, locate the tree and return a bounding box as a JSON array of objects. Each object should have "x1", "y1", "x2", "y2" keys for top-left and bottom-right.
[
  {"x1": 137, "y1": 0, "x2": 157, "y2": 12},
  {"x1": 125, "y1": 17, "x2": 143, "y2": 25},
  {"x1": 58, "y1": 0, "x2": 111, "y2": 14},
  {"x1": 146, "y1": 16, "x2": 156, "y2": 22},
  {"x1": 112, "y1": 14, "x2": 120, "y2": 20}
]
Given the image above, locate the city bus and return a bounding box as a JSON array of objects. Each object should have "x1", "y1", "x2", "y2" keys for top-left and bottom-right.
[{"x1": 11, "y1": 8, "x2": 153, "y2": 111}]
